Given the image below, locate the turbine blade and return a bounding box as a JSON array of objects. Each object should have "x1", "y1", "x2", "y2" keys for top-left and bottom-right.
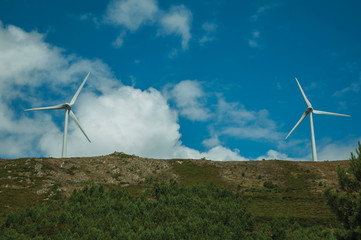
[
  {"x1": 70, "y1": 72, "x2": 90, "y2": 105},
  {"x1": 313, "y1": 110, "x2": 350, "y2": 117},
  {"x1": 69, "y1": 110, "x2": 91, "y2": 142},
  {"x1": 285, "y1": 111, "x2": 309, "y2": 140},
  {"x1": 25, "y1": 104, "x2": 66, "y2": 111},
  {"x1": 295, "y1": 78, "x2": 312, "y2": 108}
]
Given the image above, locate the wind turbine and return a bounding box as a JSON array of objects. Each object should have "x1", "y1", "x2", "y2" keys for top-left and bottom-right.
[
  {"x1": 285, "y1": 78, "x2": 350, "y2": 161},
  {"x1": 25, "y1": 72, "x2": 91, "y2": 158}
]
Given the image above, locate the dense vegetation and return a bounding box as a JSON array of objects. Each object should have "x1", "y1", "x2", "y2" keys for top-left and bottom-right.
[
  {"x1": 325, "y1": 141, "x2": 361, "y2": 239},
  {"x1": 1, "y1": 179, "x2": 335, "y2": 240}
]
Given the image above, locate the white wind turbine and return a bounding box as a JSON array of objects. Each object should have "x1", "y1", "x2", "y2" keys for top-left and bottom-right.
[
  {"x1": 285, "y1": 78, "x2": 350, "y2": 161},
  {"x1": 25, "y1": 72, "x2": 91, "y2": 158}
]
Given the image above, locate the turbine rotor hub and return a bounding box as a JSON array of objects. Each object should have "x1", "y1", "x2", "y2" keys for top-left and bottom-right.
[{"x1": 64, "y1": 103, "x2": 71, "y2": 110}]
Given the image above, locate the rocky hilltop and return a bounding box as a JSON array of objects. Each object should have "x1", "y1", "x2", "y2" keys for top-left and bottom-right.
[{"x1": 0, "y1": 152, "x2": 349, "y2": 225}]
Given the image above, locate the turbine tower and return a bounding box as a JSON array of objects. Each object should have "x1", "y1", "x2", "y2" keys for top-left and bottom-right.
[
  {"x1": 25, "y1": 72, "x2": 91, "y2": 158},
  {"x1": 285, "y1": 77, "x2": 350, "y2": 161}
]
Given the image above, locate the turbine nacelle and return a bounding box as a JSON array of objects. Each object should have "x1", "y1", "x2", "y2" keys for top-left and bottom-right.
[{"x1": 64, "y1": 103, "x2": 71, "y2": 110}]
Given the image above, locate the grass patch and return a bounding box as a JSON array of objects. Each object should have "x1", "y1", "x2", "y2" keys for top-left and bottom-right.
[
  {"x1": 171, "y1": 160, "x2": 224, "y2": 186},
  {"x1": 247, "y1": 162, "x2": 339, "y2": 228},
  {"x1": 0, "y1": 159, "x2": 52, "y2": 224}
]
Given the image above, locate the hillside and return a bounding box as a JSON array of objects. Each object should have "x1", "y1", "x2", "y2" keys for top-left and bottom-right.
[{"x1": 0, "y1": 153, "x2": 349, "y2": 226}]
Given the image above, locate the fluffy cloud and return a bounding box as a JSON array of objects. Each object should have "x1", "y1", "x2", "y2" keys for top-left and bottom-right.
[
  {"x1": 0, "y1": 101, "x2": 58, "y2": 158},
  {"x1": 104, "y1": 0, "x2": 192, "y2": 49},
  {"x1": 277, "y1": 136, "x2": 359, "y2": 161},
  {"x1": 166, "y1": 79, "x2": 284, "y2": 155},
  {"x1": 317, "y1": 139, "x2": 360, "y2": 161},
  {"x1": 215, "y1": 97, "x2": 282, "y2": 141},
  {"x1": 0, "y1": 22, "x2": 118, "y2": 96},
  {"x1": 166, "y1": 80, "x2": 281, "y2": 141},
  {"x1": 0, "y1": 22, "x2": 247, "y2": 161},
  {"x1": 105, "y1": 0, "x2": 159, "y2": 31},
  {"x1": 0, "y1": 22, "x2": 118, "y2": 157},
  {"x1": 202, "y1": 136, "x2": 220, "y2": 148},
  {"x1": 257, "y1": 149, "x2": 289, "y2": 160},
  {"x1": 158, "y1": 5, "x2": 192, "y2": 50},
  {"x1": 170, "y1": 145, "x2": 247, "y2": 161},
  {"x1": 0, "y1": 22, "x2": 63, "y2": 87},
  {"x1": 112, "y1": 31, "x2": 126, "y2": 48},
  {"x1": 165, "y1": 79, "x2": 291, "y2": 159},
  {"x1": 4, "y1": 22, "x2": 351, "y2": 162},
  {"x1": 62, "y1": 87, "x2": 181, "y2": 159},
  {"x1": 165, "y1": 80, "x2": 211, "y2": 121},
  {"x1": 202, "y1": 146, "x2": 247, "y2": 161}
]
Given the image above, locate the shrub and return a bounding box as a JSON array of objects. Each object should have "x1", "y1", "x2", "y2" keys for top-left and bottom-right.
[
  {"x1": 263, "y1": 181, "x2": 278, "y2": 190},
  {"x1": 324, "y1": 141, "x2": 361, "y2": 239}
]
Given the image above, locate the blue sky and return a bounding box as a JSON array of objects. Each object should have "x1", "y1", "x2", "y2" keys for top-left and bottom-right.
[{"x1": 0, "y1": 0, "x2": 360, "y2": 160}]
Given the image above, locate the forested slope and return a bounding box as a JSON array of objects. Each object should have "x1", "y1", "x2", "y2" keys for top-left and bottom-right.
[{"x1": 0, "y1": 153, "x2": 350, "y2": 239}]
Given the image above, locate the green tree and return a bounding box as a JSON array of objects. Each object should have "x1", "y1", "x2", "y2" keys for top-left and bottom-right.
[
  {"x1": 325, "y1": 141, "x2": 361, "y2": 239},
  {"x1": 0, "y1": 181, "x2": 255, "y2": 239}
]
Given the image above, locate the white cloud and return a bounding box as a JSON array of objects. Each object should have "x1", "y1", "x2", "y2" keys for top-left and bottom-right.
[
  {"x1": 257, "y1": 149, "x2": 288, "y2": 160},
  {"x1": 0, "y1": 22, "x2": 119, "y2": 157},
  {"x1": 5, "y1": 21, "x2": 348, "y2": 163},
  {"x1": 42, "y1": 84, "x2": 250, "y2": 161},
  {"x1": 0, "y1": 22, "x2": 246, "y2": 161},
  {"x1": 0, "y1": 101, "x2": 58, "y2": 158},
  {"x1": 214, "y1": 97, "x2": 282, "y2": 141},
  {"x1": 278, "y1": 135, "x2": 359, "y2": 161},
  {"x1": 170, "y1": 145, "x2": 247, "y2": 161},
  {"x1": 317, "y1": 139, "x2": 360, "y2": 161},
  {"x1": 202, "y1": 136, "x2": 220, "y2": 148},
  {"x1": 0, "y1": 22, "x2": 118, "y2": 97},
  {"x1": 104, "y1": 0, "x2": 192, "y2": 49},
  {"x1": 159, "y1": 5, "x2": 192, "y2": 50},
  {"x1": 202, "y1": 146, "x2": 247, "y2": 161},
  {"x1": 166, "y1": 80, "x2": 283, "y2": 146},
  {"x1": 164, "y1": 80, "x2": 292, "y2": 160},
  {"x1": 166, "y1": 80, "x2": 211, "y2": 121},
  {"x1": 61, "y1": 87, "x2": 181, "y2": 159},
  {"x1": 0, "y1": 22, "x2": 63, "y2": 86},
  {"x1": 105, "y1": 0, "x2": 159, "y2": 31},
  {"x1": 112, "y1": 31, "x2": 126, "y2": 48}
]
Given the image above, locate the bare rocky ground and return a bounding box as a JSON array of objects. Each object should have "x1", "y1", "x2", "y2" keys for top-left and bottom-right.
[{"x1": 213, "y1": 159, "x2": 348, "y2": 193}]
